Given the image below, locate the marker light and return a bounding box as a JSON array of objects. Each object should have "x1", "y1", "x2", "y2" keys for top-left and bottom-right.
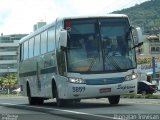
[{"x1": 65, "y1": 20, "x2": 72, "y2": 28}]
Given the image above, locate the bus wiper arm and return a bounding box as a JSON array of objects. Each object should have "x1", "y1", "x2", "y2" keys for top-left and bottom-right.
[{"x1": 132, "y1": 42, "x2": 143, "y2": 49}]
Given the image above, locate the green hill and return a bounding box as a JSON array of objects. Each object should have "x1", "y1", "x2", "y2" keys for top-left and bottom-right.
[{"x1": 113, "y1": 0, "x2": 160, "y2": 33}]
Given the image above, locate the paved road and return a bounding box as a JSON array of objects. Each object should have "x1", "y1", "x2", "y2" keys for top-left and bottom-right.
[{"x1": 0, "y1": 96, "x2": 160, "y2": 120}]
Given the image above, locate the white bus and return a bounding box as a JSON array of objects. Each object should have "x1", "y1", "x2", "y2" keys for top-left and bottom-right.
[{"x1": 18, "y1": 14, "x2": 143, "y2": 107}]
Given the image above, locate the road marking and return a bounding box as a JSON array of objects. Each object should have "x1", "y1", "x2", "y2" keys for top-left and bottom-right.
[{"x1": 0, "y1": 103, "x2": 117, "y2": 120}]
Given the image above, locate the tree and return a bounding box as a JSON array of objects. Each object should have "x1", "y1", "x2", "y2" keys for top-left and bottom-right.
[
  {"x1": 0, "y1": 77, "x2": 5, "y2": 88},
  {"x1": 113, "y1": 0, "x2": 160, "y2": 32},
  {"x1": 0, "y1": 73, "x2": 17, "y2": 94}
]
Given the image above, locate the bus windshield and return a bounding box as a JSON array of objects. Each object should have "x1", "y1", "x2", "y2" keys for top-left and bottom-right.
[{"x1": 65, "y1": 18, "x2": 136, "y2": 73}]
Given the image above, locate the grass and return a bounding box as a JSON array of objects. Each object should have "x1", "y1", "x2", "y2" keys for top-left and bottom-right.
[
  {"x1": 0, "y1": 92, "x2": 20, "y2": 96},
  {"x1": 121, "y1": 94, "x2": 160, "y2": 99}
]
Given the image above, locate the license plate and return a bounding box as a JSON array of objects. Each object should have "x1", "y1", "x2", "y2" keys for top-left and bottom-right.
[{"x1": 99, "y1": 88, "x2": 111, "y2": 93}]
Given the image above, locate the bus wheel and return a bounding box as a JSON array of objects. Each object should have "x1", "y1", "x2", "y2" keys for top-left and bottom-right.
[
  {"x1": 55, "y1": 88, "x2": 65, "y2": 107},
  {"x1": 27, "y1": 88, "x2": 44, "y2": 105},
  {"x1": 108, "y1": 95, "x2": 120, "y2": 105},
  {"x1": 27, "y1": 84, "x2": 36, "y2": 105},
  {"x1": 74, "y1": 99, "x2": 81, "y2": 103},
  {"x1": 29, "y1": 97, "x2": 44, "y2": 105},
  {"x1": 56, "y1": 99, "x2": 66, "y2": 107},
  {"x1": 36, "y1": 98, "x2": 44, "y2": 105}
]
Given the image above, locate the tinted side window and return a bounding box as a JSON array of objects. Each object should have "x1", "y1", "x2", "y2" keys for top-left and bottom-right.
[
  {"x1": 48, "y1": 27, "x2": 55, "y2": 52},
  {"x1": 41, "y1": 31, "x2": 47, "y2": 54},
  {"x1": 34, "y1": 34, "x2": 40, "y2": 56},
  {"x1": 29, "y1": 38, "x2": 34, "y2": 58},
  {"x1": 24, "y1": 41, "x2": 28, "y2": 60}
]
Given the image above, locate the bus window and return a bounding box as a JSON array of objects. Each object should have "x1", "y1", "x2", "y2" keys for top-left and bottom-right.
[
  {"x1": 24, "y1": 41, "x2": 28, "y2": 60},
  {"x1": 34, "y1": 34, "x2": 40, "y2": 56},
  {"x1": 41, "y1": 31, "x2": 47, "y2": 54},
  {"x1": 29, "y1": 38, "x2": 34, "y2": 58},
  {"x1": 20, "y1": 44, "x2": 24, "y2": 61},
  {"x1": 48, "y1": 27, "x2": 55, "y2": 52}
]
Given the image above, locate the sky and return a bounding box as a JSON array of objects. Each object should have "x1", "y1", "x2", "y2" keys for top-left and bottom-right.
[{"x1": 0, "y1": 0, "x2": 149, "y2": 35}]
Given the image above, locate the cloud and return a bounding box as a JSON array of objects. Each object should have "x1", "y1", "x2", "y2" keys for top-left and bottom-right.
[
  {"x1": 53, "y1": 0, "x2": 150, "y2": 16},
  {"x1": 0, "y1": 0, "x2": 149, "y2": 34},
  {"x1": 0, "y1": 10, "x2": 11, "y2": 26},
  {"x1": 0, "y1": 1, "x2": 12, "y2": 27},
  {"x1": 0, "y1": 0, "x2": 58, "y2": 34}
]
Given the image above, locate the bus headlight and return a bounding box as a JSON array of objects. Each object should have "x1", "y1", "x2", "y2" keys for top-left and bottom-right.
[
  {"x1": 68, "y1": 77, "x2": 86, "y2": 84},
  {"x1": 125, "y1": 74, "x2": 137, "y2": 81}
]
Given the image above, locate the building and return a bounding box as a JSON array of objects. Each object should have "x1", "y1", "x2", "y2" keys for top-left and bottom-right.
[
  {"x1": 33, "y1": 21, "x2": 46, "y2": 31},
  {"x1": 137, "y1": 33, "x2": 160, "y2": 85},
  {"x1": 0, "y1": 21, "x2": 46, "y2": 76},
  {"x1": 0, "y1": 34, "x2": 27, "y2": 76},
  {"x1": 137, "y1": 33, "x2": 160, "y2": 65},
  {"x1": 138, "y1": 34, "x2": 160, "y2": 56}
]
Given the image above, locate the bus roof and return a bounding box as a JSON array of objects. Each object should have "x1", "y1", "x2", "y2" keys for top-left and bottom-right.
[
  {"x1": 60, "y1": 14, "x2": 128, "y2": 20},
  {"x1": 19, "y1": 14, "x2": 128, "y2": 44}
]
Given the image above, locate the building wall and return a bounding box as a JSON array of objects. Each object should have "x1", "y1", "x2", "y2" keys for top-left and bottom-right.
[
  {"x1": 143, "y1": 40, "x2": 150, "y2": 55},
  {"x1": 0, "y1": 34, "x2": 27, "y2": 76},
  {"x1": 139, "y1": 34, "x2": 160, "y2": 57},
  {"x1": 33, "y1": 22, "x2": 46, "y2": 31},
  {"x1": 137, "y1": 34, "x2": 160, "y2": 85}
]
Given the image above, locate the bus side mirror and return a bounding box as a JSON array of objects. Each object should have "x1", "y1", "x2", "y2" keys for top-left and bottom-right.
[
  {"x1": 135, "y1": 27, "x2": 143, "y2": 44},
  {"x1": 132, "y1": 27, "x2": 143, "y2": 48},
  {"x1": 60, "y1": 30, "x2": 67, "y2": 50}
]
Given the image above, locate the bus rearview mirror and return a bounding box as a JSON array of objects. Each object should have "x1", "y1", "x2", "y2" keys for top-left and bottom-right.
[
  {"x1": 132, "y1": 27, "x2": 143, "y2": 49},
  {"x1": 134, "y1": 27, "x2": 143, "y2": 44},
  {"x1": 60, "y1": 30, "x2": 67, "y2": 48}
]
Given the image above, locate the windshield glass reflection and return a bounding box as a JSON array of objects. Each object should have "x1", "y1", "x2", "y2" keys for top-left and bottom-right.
[{"x1": 66, "y1": 18, "x2": 136, "y2": 73}]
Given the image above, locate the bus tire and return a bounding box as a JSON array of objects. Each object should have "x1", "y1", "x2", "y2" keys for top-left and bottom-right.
[
  {"x1": 36, "y1": 97, "x2": 44, "y2": 105},
  {"x1": 52, "y1": 80, "x2": 56, "y2": 98},
  {"x1": 27, "y1": 83, "x2": 36, "y2": 105},
  {"x1": 52, "y1": 80, "x2": 65, "y2": 107},
  {"x1": 108, "y1": 95, "x2": 120, "y2": 105},
  {"x1": 55, "y1": 87, "x2": 66, "y2": 107},
  {"x1": 27, "y1": 83, "x2": 44, "y2": 105},
  {"x1": 74, "y1": 99, "x2": 81, "y2": 103}
]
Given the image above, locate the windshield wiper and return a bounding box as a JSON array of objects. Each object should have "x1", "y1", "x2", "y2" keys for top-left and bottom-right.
[{"x1": 132, "y1": 42, "x2": 143, "y2": 49}]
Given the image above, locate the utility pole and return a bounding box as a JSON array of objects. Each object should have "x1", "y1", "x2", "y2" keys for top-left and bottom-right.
[
  {"x1": 152, "y1": 57, "x2": 156, "y2": 81},
  {"x1": 152, "y1": 57, "x2": 159, "y2": 86}
]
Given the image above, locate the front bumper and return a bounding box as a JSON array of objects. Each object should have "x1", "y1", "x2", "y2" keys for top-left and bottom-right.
[{"x1": 58, "y1": 79, "x2": 137, "y2": 99}]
